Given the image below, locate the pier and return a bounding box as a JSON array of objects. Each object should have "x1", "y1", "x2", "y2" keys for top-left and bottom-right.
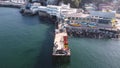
[{"x1": 53, "y1": 22, "x2": 70, "y2": 56}]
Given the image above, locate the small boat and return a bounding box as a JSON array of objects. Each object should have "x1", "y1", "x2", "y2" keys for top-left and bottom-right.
[
  {"x1": 69, "y1": 23, "x2": 81, "y2": 27},
  {"x1": 88, "y1": 23, "x2": 96, "y2": 28}
]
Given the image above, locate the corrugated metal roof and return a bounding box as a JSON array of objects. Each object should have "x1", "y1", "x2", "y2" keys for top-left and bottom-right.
[{"x1": 90, "y1": 11, "x2": 115, "y2": 18}]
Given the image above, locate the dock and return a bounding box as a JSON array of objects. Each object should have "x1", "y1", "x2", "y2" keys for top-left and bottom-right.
[{"x1": 53, "y1": 23, "x2": 70, "y2": 56}]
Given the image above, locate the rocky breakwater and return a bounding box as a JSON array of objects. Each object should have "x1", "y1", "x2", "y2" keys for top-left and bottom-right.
[{"x1": 66, "y1": 27, "x2": 120, "y2": 39}]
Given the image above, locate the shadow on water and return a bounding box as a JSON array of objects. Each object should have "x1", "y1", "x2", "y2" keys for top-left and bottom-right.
[
  {"x1": 34, "y1": 21, "x2": 70, "y2": 68},
  {"x1": 52, "y1": 56, "x2": 71, "y2": 68},
  {"x1": 20, "y1": 16, "x2": 41, "y2": 26},
  {"x1": 34, "y1": 22, "x2": 54, "y2": 68}
]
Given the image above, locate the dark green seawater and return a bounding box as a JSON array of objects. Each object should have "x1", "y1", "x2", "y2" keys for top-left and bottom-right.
[{"x1": 0, "y1": 7, "x2": 120, "y2": 68}]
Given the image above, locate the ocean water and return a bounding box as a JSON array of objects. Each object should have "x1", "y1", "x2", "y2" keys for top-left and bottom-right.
[{"x1": 0, "y1": 7, "x2": 120, "y2": 68}]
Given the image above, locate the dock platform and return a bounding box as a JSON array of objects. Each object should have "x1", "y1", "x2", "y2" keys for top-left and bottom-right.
[{"x1": 53, "y1": 23, "x2": 70, "y2": 56}]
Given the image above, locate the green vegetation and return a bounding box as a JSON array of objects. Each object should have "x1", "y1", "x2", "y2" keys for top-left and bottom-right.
[
  {"x1": 28, "y1": 0, "x2": 113, "y2": 8},
  {"x1": 62, "y1": 0, "x2": 113, "y2": 8},
  {"x1": 63, "y1": 0, "x2": 81, "y2": 8}
]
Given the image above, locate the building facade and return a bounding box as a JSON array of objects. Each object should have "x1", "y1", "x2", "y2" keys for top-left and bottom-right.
[
  {"x1": 10, "y1": 0, "x2": 26, "y2": 4},
  {"x1": 63, "y1": 11, "x2": 117, "y2": 29}
]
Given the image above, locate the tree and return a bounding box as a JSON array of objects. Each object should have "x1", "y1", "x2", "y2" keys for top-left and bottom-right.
[
  {"x1": 73, "y1": 0, "x2": 81, "y2": 8},
  {"x1": 62, "y1": 0, "x2": 81, "y2": 8}
]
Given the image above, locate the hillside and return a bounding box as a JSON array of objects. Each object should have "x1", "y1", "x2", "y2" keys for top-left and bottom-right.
[
  {"x1": 29, "y1": 0, "x2": 113, "y2": 8},
  {"x1": 62, "y1": 0, "x2": 113, "y2": 8}
]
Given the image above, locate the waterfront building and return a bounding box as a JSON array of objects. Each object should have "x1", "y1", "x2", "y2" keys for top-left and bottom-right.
[
  {"x1": 84, "y1": 3, "x2": 96, "y2": 12},
  {"x1": 90, "y1": 11, "x2": 116, "y2": 29},
  {"x1": 46, "y1": 5, "x2": 61, "y2": 17},
  {"x1": 98, "y1": 3, "x2": 115, "y2": 12},
  {"x1": 63, "y1": 13, "x2": 90, "y2": 23},
  {"x1": 62, "y1": 10, "x2": 118, "y2": 30},
  {"x1": 45, "y1": 3, "x2": 77, "y2": 18},
  {"x1": 10, "y1": 0, "x2": 26, "y2": 4}
]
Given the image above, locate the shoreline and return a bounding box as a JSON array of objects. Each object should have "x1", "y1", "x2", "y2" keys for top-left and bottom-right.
[
  {"x1": 0, "y1": 5, "x2": 20, "y2": 8},
  {"x1": 0, "y1": 1, "x2": 23, "y2": 8},
  {"x1": 1, "y1": 3, "x2": 120, "y2": 39}
]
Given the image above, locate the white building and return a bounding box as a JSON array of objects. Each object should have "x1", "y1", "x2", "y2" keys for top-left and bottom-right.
[
  {"x1": 85, "y1": 3, "x2": 96, "y2": 12},
  {"x1": 46, "y1": 3, "x2": 77, "y2": 18},
  {"x1": 11, "y1": 0, "x2": 26, "y2": 4},
  {"x1": 46, "y1": 5, "x2": 61, "y2": 17}
]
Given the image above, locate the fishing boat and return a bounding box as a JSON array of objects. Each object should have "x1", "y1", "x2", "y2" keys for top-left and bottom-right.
[{"x1": 69, "y1": 23, "x2": 81, "y2": 27}]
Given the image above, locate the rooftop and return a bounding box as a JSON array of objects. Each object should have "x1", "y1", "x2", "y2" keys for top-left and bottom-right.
[
  {"x1": 63, "y1": 13, "x2": 89, "y2": 18},
  {"x1": 90, "y1": 11, "x2": 115, "y2": 18}
]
